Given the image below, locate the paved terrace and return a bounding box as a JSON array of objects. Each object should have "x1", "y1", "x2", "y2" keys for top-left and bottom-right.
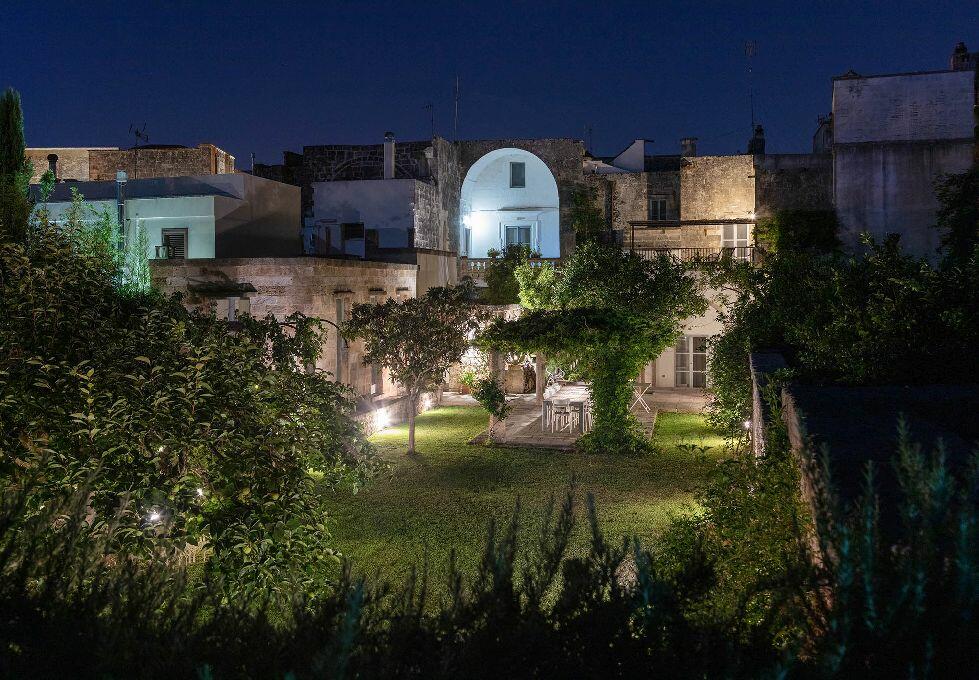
[{"x1": 444, "y1": 385, "x2": 708, "y2": 450}]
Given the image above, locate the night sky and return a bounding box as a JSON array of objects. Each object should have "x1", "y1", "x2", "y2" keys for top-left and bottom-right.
[{"x1": 3, "y1": 1, "x2": 976, "y2": 166}]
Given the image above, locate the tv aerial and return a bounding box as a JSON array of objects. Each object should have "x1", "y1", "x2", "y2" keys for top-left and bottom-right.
[{"x1": 129, "y1": 123, "x2": 149, "y2": 148}]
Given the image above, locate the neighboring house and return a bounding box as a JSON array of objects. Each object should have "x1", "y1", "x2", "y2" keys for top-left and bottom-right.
[
  {"x1": 829, "y1": 43, "x2": 978, "y2": 257},
  {"x1": 36, "y1": 173, "x2": 300, "y2": 260},
  {"x1": 27, "y1": 143, "x2": 236, "y2": 183}
]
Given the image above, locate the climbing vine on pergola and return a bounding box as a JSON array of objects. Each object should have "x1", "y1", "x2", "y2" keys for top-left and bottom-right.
[{"x1": 478, "y1": 242, "x2": 707, "y2": 454}]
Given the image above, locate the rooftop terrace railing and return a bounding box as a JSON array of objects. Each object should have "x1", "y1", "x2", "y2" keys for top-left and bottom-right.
[{"x1": 629, "y1": 246, "x2": 759, "y2": 264}]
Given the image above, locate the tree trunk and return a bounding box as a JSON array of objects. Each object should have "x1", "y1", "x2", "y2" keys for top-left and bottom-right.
[
  {"x1": 535, "y1": 353, "x2": 545, "y2": 405},
  {"x1": 407, "y1": 390, "x2": 418, "y2": 454}
]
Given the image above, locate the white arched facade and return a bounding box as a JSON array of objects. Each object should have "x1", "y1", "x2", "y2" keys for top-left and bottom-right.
[{"x1": 459, "y1": 148, "x2": 560, "y2": 259}]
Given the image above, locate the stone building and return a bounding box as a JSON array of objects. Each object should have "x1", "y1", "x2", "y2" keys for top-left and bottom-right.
[
  {"x1": 151, "y1": 257, "x2": 423, "y2": 432},
  {"x1": 27, "y1": 143, "x2": 235, "y2": 183}
]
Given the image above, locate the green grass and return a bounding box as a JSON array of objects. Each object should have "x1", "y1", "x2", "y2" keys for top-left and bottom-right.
[{"x1": 323, "y1": 406, "x2": 726, "y2": 592}]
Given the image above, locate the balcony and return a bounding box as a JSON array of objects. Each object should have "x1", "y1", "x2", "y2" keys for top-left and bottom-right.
[
  {"x1": 629, "y1": 246, "x2": 759, "y2": 264},
  {"x1": 458, "y1": 256, "x2": 560, "y2": 281}
]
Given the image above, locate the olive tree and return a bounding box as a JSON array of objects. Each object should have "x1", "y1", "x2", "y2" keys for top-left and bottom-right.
[{"x1": 343, "y1": 281, "x2": 483, "y2": 454}]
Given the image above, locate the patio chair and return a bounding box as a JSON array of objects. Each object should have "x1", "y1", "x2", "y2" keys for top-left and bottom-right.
[{"x1": 550, "y1": 398, "x2": 571, "y2": 433}]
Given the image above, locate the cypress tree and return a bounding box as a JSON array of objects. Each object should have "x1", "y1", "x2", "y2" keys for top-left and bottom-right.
[{"x1": 0, "y1": 87, "x2": 30, "y2": 242}]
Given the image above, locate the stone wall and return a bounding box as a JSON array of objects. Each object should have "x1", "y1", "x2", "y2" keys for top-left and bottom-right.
[
  {"x1": 151, "y1": 257, "x2": 417, "y2": 399},
  {"x1": 754, "y1": 153, "x2": 833, "y2": 220},
  {"x1": 680, "y1": 155, "x2": 756, "y2": 222},
  {"x1": 27, "y1": 147, "x2": 107, "y2": 183},
  {"x1": 88, "y1": 144, "x2": 235, "y2": 181}
]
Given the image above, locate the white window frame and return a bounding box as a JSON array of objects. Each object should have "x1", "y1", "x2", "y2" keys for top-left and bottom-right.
[
  {"x1": 675, "y1": 335, "x2": 708, "y2": 388},
  {"x1": 722, "y1": 223, "x2": 751, "y2": 261},
  {"x1": 503, "y1": 223, "x2": 533, "y2": 249}
]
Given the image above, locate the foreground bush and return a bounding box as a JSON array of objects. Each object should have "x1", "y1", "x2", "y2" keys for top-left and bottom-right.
[
  {"x1": 2, "y1": 413, "x2": 976, "y2": 677},
  {"x1": 0, "y1": 203, "x2": 375, "y2": 602}
]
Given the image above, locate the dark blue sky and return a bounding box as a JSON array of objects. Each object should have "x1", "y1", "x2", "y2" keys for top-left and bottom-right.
[{"x1": 3, "y1": 1, "x2": 976, "y2": 165}]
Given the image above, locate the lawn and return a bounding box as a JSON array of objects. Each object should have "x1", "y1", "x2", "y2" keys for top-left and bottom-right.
[{"x1": 323, "y1": 406, "x2": 726, "y2": 592}]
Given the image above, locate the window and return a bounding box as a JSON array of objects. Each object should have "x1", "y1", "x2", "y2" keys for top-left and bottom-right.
[
  {"x1": 505, "y1": 225, "x2": 532, "y2": 247},
  {"x1": 675, "y1": 335, "x2": 708, "y2": 388},
  {"x1": 648, "y1": 196, "x2": 668, "y2": 221},
  {"x1": 722, "y1": 223, "x2": 751, "y2": 260},
  {"x1": 509, "y1": 161, "x2": 526, "y2": 188},
  {"x1": 370, "y1": 363, "x2": 382, "y2": 396},
  {"x1": 161, "y1": 228, "x2": 188, "y2": 259}
]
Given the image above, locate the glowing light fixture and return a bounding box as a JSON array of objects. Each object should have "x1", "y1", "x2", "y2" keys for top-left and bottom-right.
[
  {"x1": 148, "y1": 512, "x2": 161, "y2": 522},
  {"x1": 743, "y1": 420, "x2": 752, "y2": 430},
  {"x1": 374, "y1": 408, "x2": 390, "y2": 431},
  {"x1": 196, "y1": 487, "x2": 205, "y2": 497}
]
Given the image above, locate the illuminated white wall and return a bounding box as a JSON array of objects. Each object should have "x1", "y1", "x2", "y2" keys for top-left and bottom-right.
[{"x1": 460, "y1": 148, "x2": 560, "y2": 258}]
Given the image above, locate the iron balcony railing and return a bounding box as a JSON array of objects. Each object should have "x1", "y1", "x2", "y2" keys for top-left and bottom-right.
[{"x1": 629, "y1": 246, "x2": 759, "y2": 264}]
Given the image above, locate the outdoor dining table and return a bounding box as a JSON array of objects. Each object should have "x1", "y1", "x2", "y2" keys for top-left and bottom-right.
[{"x1": 542, "y1": 395, "x2": 589, "y2": 434}]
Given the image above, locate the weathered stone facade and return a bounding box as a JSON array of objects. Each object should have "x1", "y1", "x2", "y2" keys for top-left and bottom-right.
[
  {"x1": 754, "y1": 153, "x2": 833, "y2": 219},
  {"x1": 151, "y1": 257, "x2": 416, "y2": 399},
  {"x1": 27, "y1": 143, "x2": 235, "y2": 183}
]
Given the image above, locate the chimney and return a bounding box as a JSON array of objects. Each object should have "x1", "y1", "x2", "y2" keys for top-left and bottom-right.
[
  {"x1": 950, "y1": 41, "x2": 979, "y2": 70},
  {"x1": 383, "y1": 131, "x2": 395, "y2": 179},
  {"x1": 747, "y1": 125, "x2": 766, "y2": 155},
  {"x1": 46, "y1": 153, "x2": 59, "y2": 180},
  {"x1": 680, "y1": 137, "x2": 698, "y2": 157}
]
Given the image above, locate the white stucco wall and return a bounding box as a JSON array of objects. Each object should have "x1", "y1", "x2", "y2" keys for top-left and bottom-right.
[
  {"x1": 41, "y1": 195, "x2": 218, "y2": 259},
  {"x1": 833, "y1": 70, "x2": 975, "y2": 144},
  {"x1": 460, "y1": 148, "x2": 560, "y2": 258}
]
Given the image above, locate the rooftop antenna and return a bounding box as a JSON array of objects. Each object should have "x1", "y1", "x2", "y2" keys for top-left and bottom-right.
[
  {"x1": 423, "y1": 102, "x2": 436, "y2": 139},
  {"x1": 744, "y1": 40, "x2": 757, "y2": 130},
  {"x1": 128, "y1": 123, "x2": 149, "y2": 179},
  {"x1": 453, "y1": 76, "x2": 460, "y2": 141}
]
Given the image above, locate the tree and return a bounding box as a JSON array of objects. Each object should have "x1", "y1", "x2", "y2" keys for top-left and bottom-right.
[
  {"x1": 343, "y1": 281, "x2": 483, "y2": 454},
  {"x1": 481, "y1": 242, "x2": 705, "y2": 453},
  {"x1": 0, "y1": 87, "x2": 30, "y2": 243},
  {"x1": 934, "y1": 164, "x2": 979, "y2": 265},
  {"x1": 1, "y1": 188, "x2": 375, "y2": 602},
  {"x1": 481, "y1": 244, "x2": 536, "y2": 304}
]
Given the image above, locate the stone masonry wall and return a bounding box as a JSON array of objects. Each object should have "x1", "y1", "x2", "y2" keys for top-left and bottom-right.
[
  {"x1": 754, "y1": 153, "x2": 833, "y2": 220},
  {"x1": 150, "y1": 257, "x2": 417, "y2": 399},
  {"x1": 88, "y1": 144, "x2": 236, "y2": 181},
  {"x1": 27, "y1": 147, "x2": 104, "y2": 183},
  {"x1": 680, "y1": 155, "x2": 756, "y2": 222}
]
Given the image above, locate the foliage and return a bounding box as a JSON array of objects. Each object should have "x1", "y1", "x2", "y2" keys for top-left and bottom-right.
[
  {"x1": 2, "y1": 400, "x2": 978, "y2": 676},
  {"x1": 471, "y1": 376, "x2": 510, "y2": 420},
  {"x1": 481, "y1": 242, "x2": 705, "y2": 453},
  {"x1": 480, "y1": 244, "x2": 538, "y2": 305},
  {"x1": 514, "y1": 256, "x2": 558, "y2": 310},
  {"x1": 0, "y1": 200, "x2": 374, "y2": 603},
  {"x1": 934, "y1": 163, "x2": 979, "y2": 265},
  {"x1": 0, "y1": 87, "x2": 30, "y2": 243},
  {"x1": 804, "y1": 422, "x2": 979, "y2": 677},
  {"x1": 0, "y1": 87, "x2": 30, "y2": 191},
  {"x1": 706, "y1": 236, "x2": 979, "y2": 433},
  {"x1": 343, "y1": 281, "x2": 484, "y2": 453},
  {"x1": 754, "y1": 208, "x2": 840, "y2": 254},
  {"x1": 569, "y1": 186, "x2": 606, "y2": 244}
]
